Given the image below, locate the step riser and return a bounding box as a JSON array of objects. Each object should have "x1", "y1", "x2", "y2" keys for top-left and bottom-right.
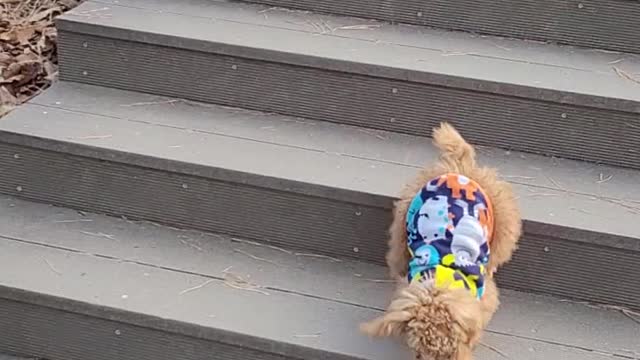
[
  {"x1": 505, "y1": 229, "x2": 640, "y2": 308},
  {"x1": 1, "y1": 138, "x2": 639, "y2": 310},
  {"x1": 241, "y1": 0, "x2": 640, "y2": 54},
  {"x1": 0, "y1": 140, "x2": 392, "y2": 267},
  {"x1": 57, "y1": 31, "x2": 640, "y2": 170},
  {"x1": 0, "y1": 292, "x2": 308, "y2": 360}
]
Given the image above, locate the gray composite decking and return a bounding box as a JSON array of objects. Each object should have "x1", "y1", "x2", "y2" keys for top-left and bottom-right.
[
  {"x1": 240, "y1": 0, "x2": 640, "y2": 54},
  {"x1": 3, "y1": 0, "x2": 639, "y2": 359},
  {"x1": 56, "y1": 0, "x2": 640, "y2": 169},
  {"x1": 0, "y1": 82, "x2": 639, "y2": 309},
  {"x1": 0, "y1": 196, "x2": 638, "y2": 360}
]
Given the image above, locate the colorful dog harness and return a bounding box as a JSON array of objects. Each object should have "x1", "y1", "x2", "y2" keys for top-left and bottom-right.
[{"x1": 406, "y1": 173, "x2": 494, "y2": 299}]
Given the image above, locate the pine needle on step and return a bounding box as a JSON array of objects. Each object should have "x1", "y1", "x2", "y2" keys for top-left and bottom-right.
[{"x1": 179, "y1": 278, "x2": 215, "y2": 295}]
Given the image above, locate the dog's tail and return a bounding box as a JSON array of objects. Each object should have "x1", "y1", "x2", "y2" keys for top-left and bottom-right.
[{"x1": 432, "y1": 122, "x2": 476, "y2": 173}]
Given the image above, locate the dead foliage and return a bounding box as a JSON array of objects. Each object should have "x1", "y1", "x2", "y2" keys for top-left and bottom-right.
[{"x1": 1, "y1": 0, "x2": 81, "y2": 117}]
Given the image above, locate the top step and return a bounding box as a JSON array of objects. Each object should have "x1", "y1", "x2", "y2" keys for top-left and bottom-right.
[
  {"x1": 242, "y1": 0, "x2": 640, "y2": 54},
  {"x1": 56, "y1": 0, "x2": 640, "y2": 169}
]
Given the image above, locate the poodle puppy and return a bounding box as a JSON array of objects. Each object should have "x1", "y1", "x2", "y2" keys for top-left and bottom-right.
[{"x1": 361, "y1": 123, "x2": 522, "y2": 360}]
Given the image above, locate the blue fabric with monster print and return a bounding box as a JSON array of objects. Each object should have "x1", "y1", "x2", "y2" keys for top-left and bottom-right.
[{"x1": 406, "y1": 173, "x2": 494, "y2": 299}]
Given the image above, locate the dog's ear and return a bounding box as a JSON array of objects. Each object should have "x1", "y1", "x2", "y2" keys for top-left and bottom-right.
[
  {"x1": 359, "y1": 308, "x2": 412, "y2": 337},
  {"x1": 453, "y1": 343, "x2": 473, "y2": 360},
  {"x1": 445, "y1": 291, "x2": 482, "y2": 338},
  {"x1": 360, "y1": 285, "x2": 427, "y2": 337}
]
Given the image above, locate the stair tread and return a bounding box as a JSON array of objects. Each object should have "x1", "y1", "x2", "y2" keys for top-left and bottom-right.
[
  {"x1": 238, "y1": 0, "x2": 640, "y2": 54},
  {"x1": 0, "y1": 196, "x2": 637, "y2": 359},
  {"x1": 58, "y1": 0, "x2": 640, "y2": 112},
  {"x1": 3, "y1": 82, "x2": 638, "y2": 245}
]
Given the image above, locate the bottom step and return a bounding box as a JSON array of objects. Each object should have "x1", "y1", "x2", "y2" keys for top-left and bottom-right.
[{"x1": 0, "y1": 196, "x2": 638, "y2": 360}]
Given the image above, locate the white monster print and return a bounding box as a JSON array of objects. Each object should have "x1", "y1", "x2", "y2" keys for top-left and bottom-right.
[
  {"x1": 417, "y1": 195, "x2": 451, "y2": 242},
  {"x1": 451, "y1": 214, "x2": 486, "y2": 267}
]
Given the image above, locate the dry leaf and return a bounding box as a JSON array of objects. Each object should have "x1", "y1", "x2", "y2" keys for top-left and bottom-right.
[
  {"x1": 0, "y1": 104, "x2": 15, "y2": 117},
  {"x1": 15, "y1": 51, "x2": 39, "y2": 62},
  {"x1": 2, "y1": 61, "x2": 41, "y2": 87},
  {"x1": 0, "y1": 86, "x2": 17, "y2": 105},
  {"x1": 43, "y1": 60, "x2": 57, "y2": 79},
  {"x1": 0, "y1": 53, "x2": 12, "y2": 65},
  {"x1": 30, "y1": 7, "x2": 62, "y2": 23},
  {"x1": 0, "y1": 0, "x2": 81, "y2": 114},
  {"x1": 0, "y1": 32, "x2": 11, "y2": 42},
  {"x1": 15, "y1": 26, "x2": 37, "y2": 45},
  {"x1": 0, "y1": 26, "x2": 38, "y2": 45}
]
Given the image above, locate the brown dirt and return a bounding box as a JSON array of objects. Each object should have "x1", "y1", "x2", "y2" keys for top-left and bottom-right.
[{"x1": 1, "y1": 0, "x2": 81, "y2": 117}]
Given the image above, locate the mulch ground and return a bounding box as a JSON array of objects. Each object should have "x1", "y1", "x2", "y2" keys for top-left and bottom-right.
[{"x1": 1, "y1": 0, "x2": 81, "y2": 117}]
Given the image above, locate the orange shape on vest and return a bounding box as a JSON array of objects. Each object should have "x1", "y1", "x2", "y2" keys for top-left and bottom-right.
[{"x1": 436, "y1": 174, "x2": 480, "y2": 201}]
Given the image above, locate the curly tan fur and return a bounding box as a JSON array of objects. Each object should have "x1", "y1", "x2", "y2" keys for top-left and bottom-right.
[{"x1": 361, "y1": 123, "x2": 521, "y2": 360}]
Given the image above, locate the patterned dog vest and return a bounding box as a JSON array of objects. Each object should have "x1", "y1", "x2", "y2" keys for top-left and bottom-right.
[{"x1": 406, "y1": 173, "x2": 494, "y2": 299}]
